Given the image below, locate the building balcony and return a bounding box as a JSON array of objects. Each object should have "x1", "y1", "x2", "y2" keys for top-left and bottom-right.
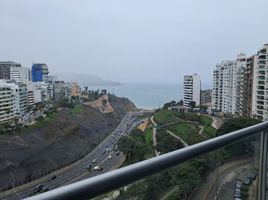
[{"x1": 21, "y1": 121, "x2": 268, "y2": 200}]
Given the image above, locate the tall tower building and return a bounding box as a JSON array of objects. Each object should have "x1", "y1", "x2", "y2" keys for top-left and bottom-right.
[
  {"x1": 0, "y1": 61, "x2": 21, "y2": 80},
  {"x1": 255, "y1": 44, "x2": 268, "y2": 120},
  {"x1": 212, "y1": 53, "x2": 246, "y2": 115},
  {"x1": 183, "y1": 74, "x2": 201, "y2": 108},
  {"x1": 10, "y1": 66, "x2": 30, "y2": 82},
  {"x1": 239, "y1": 55, "x2": 257, "y2": 117},
  {"x1": 31, "y1": 63, "x2": 49, "y2": 82}
]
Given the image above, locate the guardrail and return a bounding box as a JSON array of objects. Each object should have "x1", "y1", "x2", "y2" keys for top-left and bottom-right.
[{"x1": 24, "y1": 120, "x2": 268, "y2": 200}]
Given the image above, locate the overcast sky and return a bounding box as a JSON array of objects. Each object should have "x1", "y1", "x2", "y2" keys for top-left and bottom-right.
[{"x1": 0, "y1": 0, "x2": 268, "y2": 86}]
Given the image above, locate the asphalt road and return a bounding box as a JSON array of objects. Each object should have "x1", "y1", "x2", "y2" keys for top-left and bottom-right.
[
  {"x1": 214, "y1": 163, "x2": 255, "y2": 200},
  {"x1": 0, "y1": 111, "x2": 144, "y2": 200}
]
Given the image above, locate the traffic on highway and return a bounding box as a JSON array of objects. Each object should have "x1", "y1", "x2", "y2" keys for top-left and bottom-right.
[{"x1": 1, "y1": 111, "x2": 146, "y2": 200}]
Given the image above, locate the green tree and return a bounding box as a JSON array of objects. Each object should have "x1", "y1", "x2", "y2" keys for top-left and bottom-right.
[
  {"x1": 188, "y1": 101, "x2": 196, "y2": 109},
  {"x1": 217, "y1": 117, "x2": 261, "y2": 159},
  {"x1": 0, "y1": 124, "x2": 5, "y2": 134},
  {"x1": 163, "y1": 101, "x2": 176, "y2": 109},
  {"x1": 177, "y1": 99, "x2": 183, "y2": 106},
  {"x1": 217, "y1": 117, "x2": 261, "y2": 136}
]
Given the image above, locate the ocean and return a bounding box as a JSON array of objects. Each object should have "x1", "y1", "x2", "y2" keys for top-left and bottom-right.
[{"x1": 87, "y1": 83, "x2": 183, "y2": 109}]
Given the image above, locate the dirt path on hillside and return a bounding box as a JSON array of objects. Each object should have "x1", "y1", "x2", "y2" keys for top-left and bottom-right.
[
  {"x1": 166, "y1": 130, "x2": 189, "y2": 147},
  {"x1": 150, "y1": 116, "x2": 160, "y2": 156}
]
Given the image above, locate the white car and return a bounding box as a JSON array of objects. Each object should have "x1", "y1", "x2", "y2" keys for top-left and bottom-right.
[
  {"x1": 93, "y1": 166, "x2": 103, "y2": 171},
  {"x1": 108, "y1": 155, "x2": 112, "y2": 160}
]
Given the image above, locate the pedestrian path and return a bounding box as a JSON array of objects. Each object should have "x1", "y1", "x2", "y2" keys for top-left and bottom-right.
[
  {"x1": 150, "y1": 116, "x2": 160, "y2": 156},
  {"x1": 166, "y1": 130, "x2": 189, "y2": 147}
]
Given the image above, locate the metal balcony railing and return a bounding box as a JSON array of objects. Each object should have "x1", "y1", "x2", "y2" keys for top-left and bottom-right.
[{"x1": 24, "y1": 121, "x2": 268, "y2": 200}]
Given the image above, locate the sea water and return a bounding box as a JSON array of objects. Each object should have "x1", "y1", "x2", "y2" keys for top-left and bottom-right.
[{"x1": 86, "y1": 82, "x2": 183, "y2": 109}]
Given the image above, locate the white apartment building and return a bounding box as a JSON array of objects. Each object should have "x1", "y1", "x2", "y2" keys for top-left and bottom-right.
[
  {"x1": 183, "y1": 74, "x2": 200, "y2": 108},
  {"x1": 212, "y1": 53, "x2": 247, "y2": 114},
  {"x1": 15, "y1": 83, "x2": 28, "y2": 118},
  {"x1": 26, "y1": 82, "x2": 49, "y2": 104},
  {"x1": 0, "y1": 81, "x2": 15, "y2": 123},
  {"x1": 0, "y1": 81, "x2": 28, "y2": 123},
  {"x1": 10, "y1": 66, "x2": 30, "y2": 82},
  {"x1": 47, "y1": 75, "x2": 57, "y2": 99},
  {"x1": 251, "y1": 55, "x2": 258, "y2": 117},
  {"x1": 255, "y1": 44, "x2": 268, "y2": 120}
]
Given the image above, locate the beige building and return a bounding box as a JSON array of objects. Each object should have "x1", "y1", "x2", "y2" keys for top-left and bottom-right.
[{"x1": 71, "y1": 82, "x2": 82, "y2": 98}]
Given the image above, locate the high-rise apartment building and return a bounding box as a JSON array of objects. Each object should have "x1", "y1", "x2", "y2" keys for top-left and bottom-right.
[
  {"x1": 212, "y1": 53, "x2": 247, "y2": 114},
  {"x1": 47, "y1": 75, "x2": 58, "y2": 99},
  {"x1": 212, "y1": 60, "x2": 233, "y2": 113},
  {"x1": 0, "y1": 61, "x2": 21, "y2": 80},
  {"x1": 183, "y1": 74, "x2": 200, "y2": 108},
  {"x1": 31, "y1": 63, "x2": 49, "y2": 82},
  {"x1": 14, "y1": 83, "x2": 28, "y2": 118},
  {"x1": 238, "y1": 55, "x2": 257, "y2": 117},
  {"x1": 10, "y1": 66, "x2": 31, "y2": 82},
  {"x1": 0, "y1": 81, "x2": 15, "y2": 123},
  {"x1": 255, "y1": 44, "x2": 268, "y2": 120},
  {"x1": 0, "y1": 80, "x2": 28, "y2": 123}
]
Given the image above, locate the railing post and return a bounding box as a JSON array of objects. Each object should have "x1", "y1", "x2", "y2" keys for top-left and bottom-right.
[{"x1": 258, "y1": 131, "x2": 268, "y2": 200}]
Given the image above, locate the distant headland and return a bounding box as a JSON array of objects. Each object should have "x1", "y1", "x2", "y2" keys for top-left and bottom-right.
[{"x1": 55, "y1": 72, "x2": 122, "y2": 86}]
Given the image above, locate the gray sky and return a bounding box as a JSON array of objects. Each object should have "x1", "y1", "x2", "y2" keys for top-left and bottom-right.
[{"x1": 0, "y1": 0, "x2": 268, "y2": 86}]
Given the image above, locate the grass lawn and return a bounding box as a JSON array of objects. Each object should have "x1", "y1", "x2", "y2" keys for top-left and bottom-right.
[
  {"x1": 70, "y1": 105, "x2": 83, "y2": 115},
  {"x1": 203, "y1": 126, "x2": 217, "y2": 138},
  {"x1": 199, "y1": 115, "x2": 212, "y2": 126},
  {"x1": 144, "y1": 127, "x2": 153, "y2": 146},
  {"x1": 154, "y1": 110, "x2": 213, "y2": 126},
  {"x1": 168, "y1": 123, "x2": 199, "y2": 144},
  {"x1": 154, "y1": 109, "x2": 178, "y2": 125},
  {"x1": 34, "y1": 112, "x2": 57, "y2": 128}
]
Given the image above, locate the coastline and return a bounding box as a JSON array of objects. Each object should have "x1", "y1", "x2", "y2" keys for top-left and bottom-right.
[{"x1": 85, "y1": 82, "x2": 182, "y2": 110}]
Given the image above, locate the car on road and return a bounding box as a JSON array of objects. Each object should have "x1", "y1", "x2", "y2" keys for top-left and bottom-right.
[
  {"x1": 48, "y1": 175, "x2": 57, "y2": 181},
  {"x1": 93, "y1": 166, "x2": 103, "y2": 171},
  {"x1": 243, "y1": 177, "x2": 251, "y2": 185},
  {"x1": 248, "y1": 172, "x2": 257, "y2": 180},
  {"x1": 102, "y1": 150, "x2": 106, "y2": 155},
  {"x1": 86, "y1": 164, "x2": 92, "y2": 170},
  {"x1": 108, "y1": 155, "x2": 112, "y2": 160},
  {"x1": 92, "y1": 159, "x2": 97, "y2": 163},
  {"x1": 33, "y1": 184, "x2": 44, "y2": 193},
  {"x1": 236, "y1": 180, "x2": 242, "y2": 188},
  {"x1": 234, "y1": 191, "x2": 241, "y2": 198}
]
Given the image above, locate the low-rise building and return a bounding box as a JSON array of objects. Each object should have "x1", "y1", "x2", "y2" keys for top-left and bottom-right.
[
  {"x1": 200, "y1": 89, "x2": 212, "y2": 106},
  {"x1": 53, "y1": 81, "x2": 71, "y2": 102},
  {"x1": 71, "y1": 82, "x2": 82, "y2": 98}
]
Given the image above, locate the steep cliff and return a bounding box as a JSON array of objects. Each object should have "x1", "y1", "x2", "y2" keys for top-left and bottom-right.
[{"x1": 0, "y1": 96, "x2": 137, "y2": 190}]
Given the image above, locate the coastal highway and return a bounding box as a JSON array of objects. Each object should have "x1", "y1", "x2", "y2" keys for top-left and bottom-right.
[{"x1": 0, "y1": 111, "x2": 145, "y2": 200}]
